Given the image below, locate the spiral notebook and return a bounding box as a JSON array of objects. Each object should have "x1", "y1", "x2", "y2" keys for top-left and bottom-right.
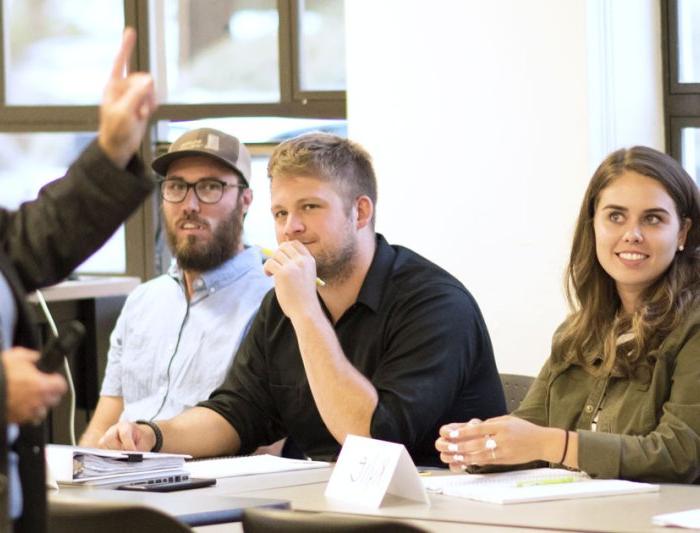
[
  {"x1": 423, "y1": 468, "x2": 659, "y2": 504},
  {"x1": 184, "y1": 454, "x2": 329, "y2": 479}
]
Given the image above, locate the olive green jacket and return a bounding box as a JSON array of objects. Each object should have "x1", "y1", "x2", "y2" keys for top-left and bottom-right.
[{"x1": 514, "y1": 307, "x2": 700, "y2": 483}]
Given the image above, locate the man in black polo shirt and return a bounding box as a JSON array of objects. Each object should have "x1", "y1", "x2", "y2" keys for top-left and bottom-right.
[{"x1": 100, "y1": 133, "x2": 505, "y2": 465}]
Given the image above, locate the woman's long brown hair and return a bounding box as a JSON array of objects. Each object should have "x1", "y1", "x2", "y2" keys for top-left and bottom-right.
[{"x1": 553, "y1": 146, "x2": 700, "y2": 378}]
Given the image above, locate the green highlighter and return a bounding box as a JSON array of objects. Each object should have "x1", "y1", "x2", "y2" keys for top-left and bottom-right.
[{"x1": 516, "y1": 476, "x2": 579, "y2": 488}]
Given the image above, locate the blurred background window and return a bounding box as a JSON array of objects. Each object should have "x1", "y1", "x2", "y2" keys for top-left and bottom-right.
[
  {"x1": 664, "y1": 1, "x2": 700, "y2": 182},
  {"x1": 4, "y1": 0, "x2": 124, "y2": 105},
  {"x1": 680, "y1": 128, "x2": 700, "y2": 184},
  {"x1": 298, "y1": 0, "x2": 346, "y2": 91},
  {"x1": 0, "y1": 132, "x2": 125, "y2": 273},
  {"x1": 154, "y1": 0, "x2": 280, "y2": 104},
  {"x1": 678, "y1": 0, "x2": 700, "y2": 83}
]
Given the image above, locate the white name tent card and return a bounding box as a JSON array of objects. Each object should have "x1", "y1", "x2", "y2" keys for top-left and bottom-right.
[{"x1": 325, "y1": 435, "x2": 429, "y2": 508}]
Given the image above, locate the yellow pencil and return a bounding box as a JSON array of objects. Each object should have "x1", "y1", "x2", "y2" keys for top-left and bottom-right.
[{"x1": 261, "y1": 247, "x2": 326, "y2": 287}]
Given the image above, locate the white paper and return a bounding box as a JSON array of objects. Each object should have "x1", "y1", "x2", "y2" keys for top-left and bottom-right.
[
  {"x1": 653, "y1": 509, "x2": 700, "y2": 528},
  {"x1": 185, "y1": 454, "x2": 329, "y2": 479},
  {"x1": 325, "y1": 435, "x2": 429, "y2": 507},
  {"x1": 424, "y1": 468, "x2": 658, "y2": 504}
]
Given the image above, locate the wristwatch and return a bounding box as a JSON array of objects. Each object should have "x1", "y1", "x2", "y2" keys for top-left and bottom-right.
[{"x1": 134, "y1": 420, "x2": 163, "y2": 452}]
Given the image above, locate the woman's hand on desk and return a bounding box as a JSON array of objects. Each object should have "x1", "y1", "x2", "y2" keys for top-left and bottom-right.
[
  {"x1": 98, "y1": 421, "x2": 154, "y2": 452},
  {"x1": 435, "y1": 416, "x2": 571, "y2": 471}
]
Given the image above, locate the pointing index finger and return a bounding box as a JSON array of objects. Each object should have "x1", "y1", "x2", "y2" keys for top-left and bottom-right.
[{"x1": 110, "y1": 27, "x2": 136, "y2": 80}]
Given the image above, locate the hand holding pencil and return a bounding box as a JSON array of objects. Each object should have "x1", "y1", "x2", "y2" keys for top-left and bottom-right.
[
  {"x1": 261, "y1": 242, "x2": 327, "y2": 321},
  {"x1": 261, "y1": 246, "x2": 326, "y2": 287}
]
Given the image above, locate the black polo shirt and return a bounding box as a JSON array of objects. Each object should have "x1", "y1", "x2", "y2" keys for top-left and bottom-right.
[{"x1": 199, "y1": 234, "x2": 505, "y2": 466}]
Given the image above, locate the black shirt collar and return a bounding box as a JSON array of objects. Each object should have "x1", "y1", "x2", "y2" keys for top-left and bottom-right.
[{"x1": 356, "y1": 233, "x2": 395, "y2": 313}]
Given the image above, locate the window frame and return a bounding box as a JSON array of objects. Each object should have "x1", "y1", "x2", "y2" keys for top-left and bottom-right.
[{"x1": 662, "y1": 0, "x2": 700, "y2": 164}]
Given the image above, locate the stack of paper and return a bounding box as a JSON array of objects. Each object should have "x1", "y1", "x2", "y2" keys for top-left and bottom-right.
[
  {"x1": 423, "y1": 468, "x2": 659, "y2": 504},
  {"x1": 46, "y1": 444, "x2": 191, "y2": 486},
  {"x1": 185, "y1": 454, "x2": 329, "y2": 479}
]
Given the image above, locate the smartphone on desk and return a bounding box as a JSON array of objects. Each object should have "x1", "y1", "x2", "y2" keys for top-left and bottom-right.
[{"x1": 117, "y1": 477, "x2": 216, "y2": 492}]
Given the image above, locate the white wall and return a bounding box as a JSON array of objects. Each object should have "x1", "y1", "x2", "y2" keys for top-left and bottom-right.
[
  {"x1": 587, "y1": 0, "x2": 665, "y2": 162},
  {"x1": 345, "y1": 0, "x2": 663, "y2": 375}
]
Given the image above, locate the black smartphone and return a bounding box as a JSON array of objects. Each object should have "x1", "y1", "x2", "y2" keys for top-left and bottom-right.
[
  {"x1": 117, "y1": 477, "x2": 216, "y2": 492},
  {"x1": 36, "y1": 320, "x2": 86, "y2": 373}
]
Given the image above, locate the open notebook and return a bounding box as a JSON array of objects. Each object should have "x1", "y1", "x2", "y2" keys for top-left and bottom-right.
[
  {"x1": 184, "y1": 454, "x2": 329, "y2": 479},
  {"x1": 423, "y1": 468, "x2": 659, "y2": 504}
]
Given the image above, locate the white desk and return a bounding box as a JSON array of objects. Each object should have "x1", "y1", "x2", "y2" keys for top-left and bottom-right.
[
  {"x1": 27, "y1": 275, "x2": 141, "y2": 303},
  {"x1": 194, "y1": 517, "x2": 545, "y2": 532},
  {"x1": 50, "y1": 467, "x2": 331, "y2": 527},
  {"x1": 51, "y1": 467, "x2": 700, "y2": 532},
  {"x1": 209, "y1": 473, "x2": 700, "y2": 533}
]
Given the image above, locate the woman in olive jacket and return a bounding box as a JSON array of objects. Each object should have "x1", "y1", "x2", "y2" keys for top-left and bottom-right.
[{"x1": 437, "y1": 146, "x2": 700, "y2": 483}]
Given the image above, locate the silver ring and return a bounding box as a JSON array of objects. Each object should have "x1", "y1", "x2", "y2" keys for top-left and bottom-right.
[
  {"x1": 484, "y1": 435, "x2": 497, "y2": 451},
  {"x1": 490, "y1": 449, "x2": 496, "y2": 460}
]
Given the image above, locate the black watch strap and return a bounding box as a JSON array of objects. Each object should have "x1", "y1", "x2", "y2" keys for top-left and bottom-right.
[{"x1": 135, "y1": 420, "x2": 163, "y2": 452}]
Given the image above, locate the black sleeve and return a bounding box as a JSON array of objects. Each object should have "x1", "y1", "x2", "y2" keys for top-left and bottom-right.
[
  {"x1": 369, "y1": 283, "x2": 490, "y2": 453},
  {"x1": 0, "y1": 140, "x2": 153, "y2": 291},
  {"x1": 197, "y1": 293, "x2": 285, "y2": 454}
]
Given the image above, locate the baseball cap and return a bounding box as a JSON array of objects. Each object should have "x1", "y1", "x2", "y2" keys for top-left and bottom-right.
[{"x1": 151, "y1": 128, "x2": 252, "y2": 186}]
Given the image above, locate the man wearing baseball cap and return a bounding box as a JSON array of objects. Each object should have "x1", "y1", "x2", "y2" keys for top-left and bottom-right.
[{"x1": 80, "y1": 128, "x2": 272, "y2": 447}]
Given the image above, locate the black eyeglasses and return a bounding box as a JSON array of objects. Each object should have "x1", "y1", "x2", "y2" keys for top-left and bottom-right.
[{"x1": 159, "y1": 178, "x2": 246, "y2": 204}]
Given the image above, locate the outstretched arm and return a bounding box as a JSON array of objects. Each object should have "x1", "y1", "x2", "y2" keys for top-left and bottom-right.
[{"x1": 98, "y1": 406, "x2": 241, "y2": 458}]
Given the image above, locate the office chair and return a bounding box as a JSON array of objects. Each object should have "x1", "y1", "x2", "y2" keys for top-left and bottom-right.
[
  {"x1": 499, "y1": 373, "x2": 535, "y2": 413},
  {"x1": 242, "y1": 508, "x2": 428, "y2": 532},
  {"x1": 48, "y1": 497, "x2": 192, "y2": 533}
]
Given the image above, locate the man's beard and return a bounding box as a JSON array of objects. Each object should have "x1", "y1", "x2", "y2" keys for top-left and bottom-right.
[
  {"x1": 165, "y1": 203, "x2": 244, "y2": 272},
  {"x1": 313, "y1": 222, "x2": 357, "y2": 285}
]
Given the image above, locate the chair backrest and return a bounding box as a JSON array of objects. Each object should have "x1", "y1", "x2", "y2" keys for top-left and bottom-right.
[
  {"x1": 500, "y1": 373, "x2": 535, "y2": 413},
  {"x1": 49, "y1": 497, "x2": 192, "y2": 533},
  {"x1": 242, "y1": 508, "x2": 427, "y2": 533}
]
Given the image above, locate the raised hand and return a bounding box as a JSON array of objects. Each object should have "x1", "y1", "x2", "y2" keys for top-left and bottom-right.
[{"x1": 98, "y1": 27, "x2": 157, "y2": 169}]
